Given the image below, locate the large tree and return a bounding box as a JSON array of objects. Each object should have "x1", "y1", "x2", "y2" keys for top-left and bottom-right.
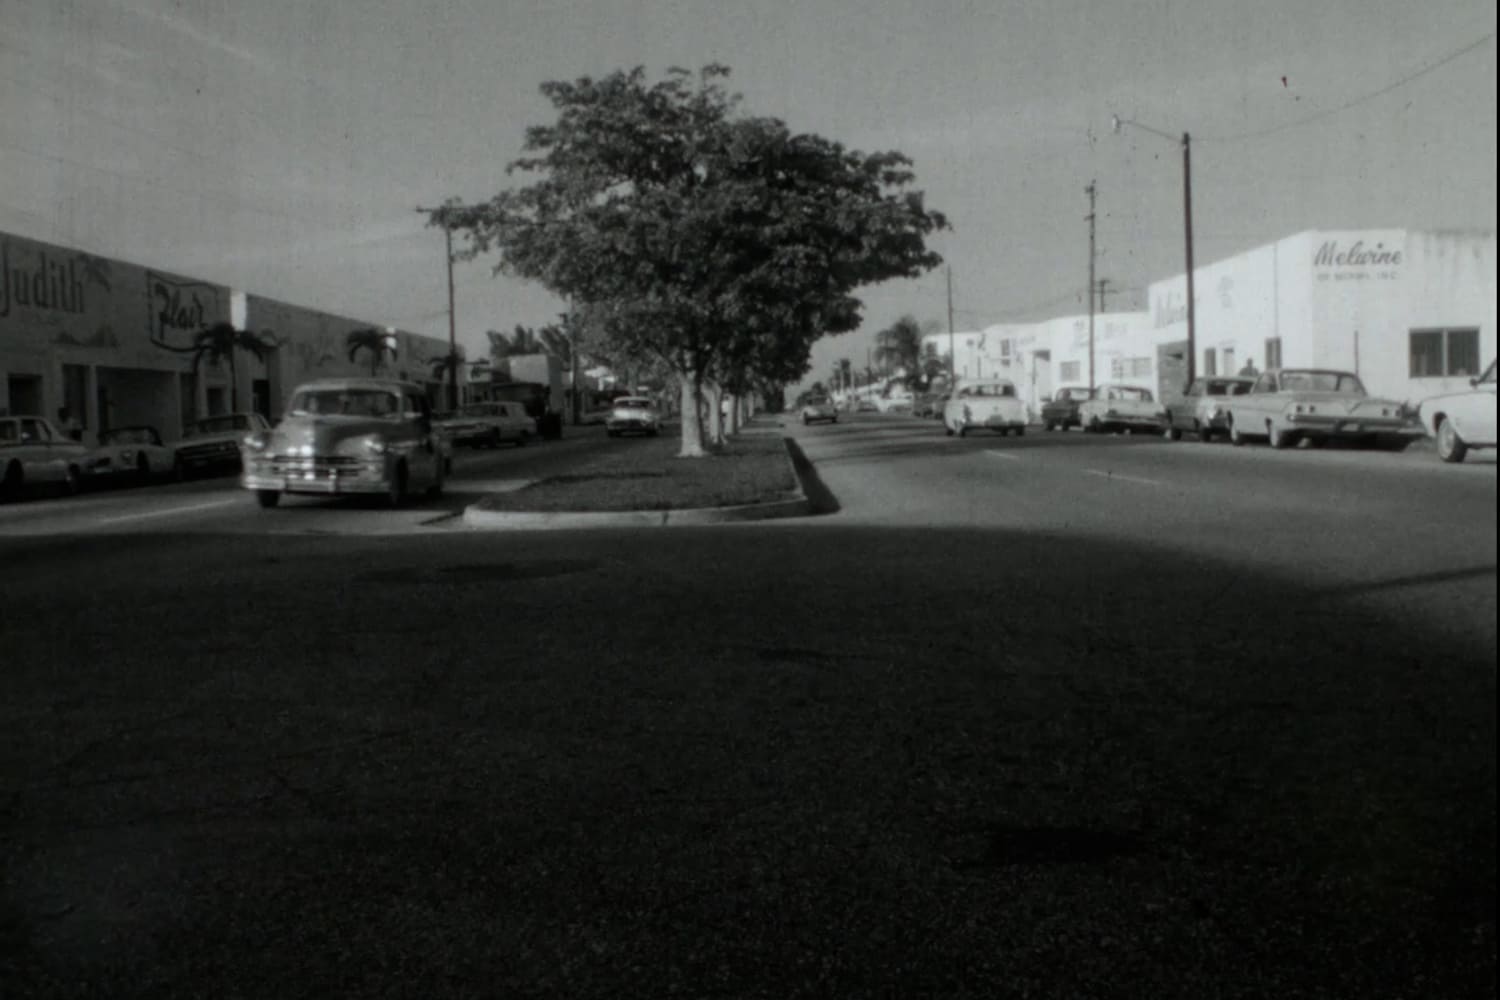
[
  {"x1": 873, "y1": 315, "x2": 925, "y2": 380},
  {"x1": 427, "y1": 64, "x2": 946, "y2": 456}
]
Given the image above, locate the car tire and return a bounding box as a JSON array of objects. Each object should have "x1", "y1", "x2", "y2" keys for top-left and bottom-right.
[
  {"x1": 1229, "y1": 418, "x2": 1246, "y2": 446},
  {"x1": 944, "y1": 424, "x2": 953, "y2": 436},
  {"x1": 174, "y1": 455, "x2": 187, "y2": 481},
  {"x1": 1197, "y1": 423, "x2": 1214, "y2": 443},
  {"x1": 443, "y1": 456, "x2": 454, "y2": 476},
  {"x1": 1269, "y1": 422, "x2": 1294, "y2": 449},
  {"x1": 957, "y1": 425, "x2": 968, "y2": 438},
  {"x1": 1015, "y1": 427, "x2": 1025, "y2": 437},
  {"x1": 63, "y1": 465, "x2": 82, "y2": 496},
  {"x1": 1165, "y1": 426, "x2": 1182, "y2": 442},
  {"x1": 255, "y1": 489, "x2": 281, "y2": 509},
  {"x1": 1087, "y1": 417, "x2": 1102, "y2": 434},
  {"x1": 137, "y1": 455, "x2": 152, "y2": 483},
  {"x1": 387, "y1": 462, "x2": 408, "y2": 509},
  {"x1": 1436, "y1": 417, "x2": 1468, "y2": 464}
]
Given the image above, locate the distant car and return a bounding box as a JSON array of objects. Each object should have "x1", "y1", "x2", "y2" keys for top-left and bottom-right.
[
  {"x1": 87, "y1": 425, "x2": 176, "y2": 484},
  {"x1": 911, "y1": 392, "x2": 944, "y2": 418},
  {"x1": 944, "y1": 379, "x2": 1027, "y2": 437},
  {"x1": 1416, "y1": 358, "x2": 1497, "y2": 463},
  {"x1": 1077, "y1": 384, "x2": 1164, "y2": 434},
  {"x1": 436, "y1": 401, "x2": 533, "y2": 448},
  {"x1": 0, "y1": 415, "x2": 89, "y2": 499},
  {"x1": 1224, "y1": 368, "x2": 1422, "y2": 450},
  {"x1": 856, "y1": 398, "x2": 880, "y2": 413},
  {"x1": 177, "y1": 413, "x2": 271, "y2": 477},
  {"x1": 240, "y1": 377, "x2": 445, "y2": 508},
  {"x1": 606, "y1": 396, "x2": 661, "y2": 437},
  {"x1": 800, "y1": 397, "x2": 838, "y2": 425},
  {"x1": 1041, "y1": 386, "x2": 1095, "y2": 431},
  {"x1": 1164, "y1": 376, "x2": 1254, "y2": 442}
]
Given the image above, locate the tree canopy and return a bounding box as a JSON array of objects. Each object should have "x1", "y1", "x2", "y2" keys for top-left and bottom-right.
[{"x1": 427, "y1": 64, "x2": 947, "y2": 455}]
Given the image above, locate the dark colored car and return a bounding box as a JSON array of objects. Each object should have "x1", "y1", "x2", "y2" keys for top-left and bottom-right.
[{"x1": 1041, "y1": 386, "x2": 1095, "y2": 431}]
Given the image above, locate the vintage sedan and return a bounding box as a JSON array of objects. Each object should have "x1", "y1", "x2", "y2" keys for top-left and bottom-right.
[
  {"x1": 800, "y1": 397, "x2": 838, "y2": 425},
  {"x1": 944, "y1": 379, "x2": 1027, "y2": 437},
  {"x1": 177, "y1": 413, "x2": 271, "y2": 477},
  {"x1": 87, "y1": 425, "x2": 177, "y2": 483},
  {"x1": 1077, "y1": 384, "x2": 1164, "y2": 434},
  {"x1": 240, "y1": 378, "x2": 445, "y2": 508},
  {"x1": 606, "y1": 396, "x2": 661, "y2": 437},
  {"x1": 0, "y1": 415, "x2": 90, "y2": 499},
  {"x1": 1164, "y1": 375, "x2": 1254, "y2": 442},
  {"x1": 1224, "y1": 368, "x2": 1422, "y2": 450},
  {"x1": 436, "y1": 401, "x2": 533, "y2": 448},
  {"x1": 1041, "y1": 386, "x2": 1095, "y2": 431},
  {"x1": 1416, "y1": 358, "x2": 1497, "y2": 463}
]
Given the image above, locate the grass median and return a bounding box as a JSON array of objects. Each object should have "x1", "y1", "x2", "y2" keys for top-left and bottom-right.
[{"x1": 473, "y1": 428, "x2": 799, "y2": 512}]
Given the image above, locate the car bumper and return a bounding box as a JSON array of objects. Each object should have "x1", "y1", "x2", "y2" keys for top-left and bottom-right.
[
  {"x1": 243, "y1": 458, "x2": 393, "y2": 495},
  {"x1": 1284, "y1": 415, "x2": 1422, "y2": 436},
  {"x1": 607, "y1": 420, "x2": 657, "y2": 431}
]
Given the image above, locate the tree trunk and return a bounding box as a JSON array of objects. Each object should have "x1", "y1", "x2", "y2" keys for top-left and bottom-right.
[
  {"x1": 677, "y1": 373, "x2": 707, "y2": 458},
  {"x1": 229, "y1": 352, "x2": 239, "y2": 412},
  {"x1": 705, "y1": 382, "x2": 724, "y2": 446},
  {"x1": 726, "y1": 392, "x2": 742, "y2": 435}
]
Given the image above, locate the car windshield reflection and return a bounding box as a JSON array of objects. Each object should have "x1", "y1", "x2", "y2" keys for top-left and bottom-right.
[{"x1": 288, "y1": 389, "x2": 402, "y2": 418}]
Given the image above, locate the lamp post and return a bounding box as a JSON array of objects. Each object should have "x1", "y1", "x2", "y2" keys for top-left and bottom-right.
[{"x1": 1111, "y1": 115, "x2": 1196, "y2": 389}]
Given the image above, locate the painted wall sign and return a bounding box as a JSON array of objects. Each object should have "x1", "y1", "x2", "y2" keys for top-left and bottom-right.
[
  {"x1": 0, "y1": 239, "x2": 111, "y2": 319},
  {"x1": 1313, "y1": 238, "x2": 1402, "y2": 281}
]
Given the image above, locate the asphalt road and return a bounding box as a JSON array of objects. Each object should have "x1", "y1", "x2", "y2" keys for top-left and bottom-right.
[{"x1": 2, "y1": 413, "x2": 1494, "y2": 999}]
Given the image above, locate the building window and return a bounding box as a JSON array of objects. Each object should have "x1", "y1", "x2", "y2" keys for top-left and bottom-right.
[
  {"x1": 1411, "y1": 328, "x2": 1480, "y2": 377},
  {"x1": 1060, "y1": 361, "x2": 1081, "y2": 382},
  {"x1": 1204, "y1": 348, "x2": 1217, "y2": 376},
  {"x1": 1265, "y1": 337, "x2": 1282, "y2": 369}
]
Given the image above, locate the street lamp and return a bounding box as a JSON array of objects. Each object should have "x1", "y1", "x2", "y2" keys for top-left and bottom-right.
[{"x1": 1111, "y1": 115, "x2": 1196, "y2": 389}]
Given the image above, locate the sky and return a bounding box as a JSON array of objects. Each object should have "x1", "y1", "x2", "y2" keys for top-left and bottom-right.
[{"x1": 2, "y1": 0, "x2": 1495, "y2": 390}]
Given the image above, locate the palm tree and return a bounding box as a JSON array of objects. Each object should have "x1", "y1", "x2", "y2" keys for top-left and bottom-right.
[
  {"x1": 486, "y1": 324, "x2": 545, "y2": 362},
  {"x1": 873, "y1": 315, "x2": 924, "y2": 380},
  {"x1": 346, "y1": 328, "x2": 398, "y2": 375},
  {"x1": 153, "y1": 321, "x2": 281, "y2": 411}
]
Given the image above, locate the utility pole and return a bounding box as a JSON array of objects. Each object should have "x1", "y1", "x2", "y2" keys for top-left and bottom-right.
[
  {"x1": 945, "y1": 265, "x2": 955, "y2": 386},
  {"x1": 1086, "y1": 181, "x2": 1096, "y2": 394},
  {"x1": 1182, "y1": 131, "x2": 1197, "y2": 389},
  {"x1": 415, "y1": 206, "x2": 459, "y2": 410}
]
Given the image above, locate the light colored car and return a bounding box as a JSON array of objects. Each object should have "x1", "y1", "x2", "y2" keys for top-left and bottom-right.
[
  {"x1": 800, "y1": 397, "x2": 838, "y2": 425},
  {"x1": 240, "y1": 378, "x2": 445, "y2": 508},
  {"x1": 1163, "y1": 376, "x2": 1254, "y2": 442},
  {"x1": 0, "y1": 415, "x2": 90, "y2": 499},
  {"x1": 606, "y1": 396, "x2": 661, "y2": 437},
  {"x1": 177, "y1": 413, "x2": 271, "y2": 477},
  {"x1": 1416, "y1": 358, "x2": 1497, "y2": 463},
  {"x1": 87, "y1": 425, "x2": 177, "y2": 483},
  {"x1": 944, "y1": 378, "x2": 1027, "y2": 437},
  {"x1": 436, "y1": 401, "x2": 533, "y2": 448},
  {"x1": 1077, "y1": 384, "x2": 1164, "y2": 434},
  {"x1": 1225, "y1": 368, "x2": 1422, "y2": 450}
]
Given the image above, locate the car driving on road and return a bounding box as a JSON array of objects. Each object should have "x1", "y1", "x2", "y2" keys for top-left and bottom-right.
[
  {"x1": 800, "y1": 397, "x2": 838, "y2": 425},
  {"x1": 240, "y1": 378, "x2": 445, "y2": 508},
  {"x1": 944, "y1": 378, "x2": 1027, "y2": 437},
  {"x1": 606, "y1": 396, "x2": 662, "y2": 437}
]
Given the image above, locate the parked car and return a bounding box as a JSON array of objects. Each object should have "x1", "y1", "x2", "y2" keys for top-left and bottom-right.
[
  {"x1": 87, "y1": 425, "x2": 177, "y2": 484},
  {"x1": 177, "y1": 413, "x2": 271, "y2": 477},
  {"x1": 800, "y1": 397, "x2": 838, "y2": 425},
  {"x1": 1164, "y1": 376, "x2": 1255, "y2": 442},
  {"x1": 0, "y1": 415, "x2": 90, "y2": 499},
  {"x1": 240, "y1": 378, "x2": 445, "y2": 508},
  {"x1": 436, "y1": 401, "x2": 533, "y2": 448},
  {"x1": 1041, "y1": 386, "x2": 1095, "y2": 431},
  {"x1": 944, "y1": 379, "x2": 1027, "y2": 437},
  {"x1": 1416, "y1": 358, "x2": 1497, "y2": 463},
  {"x1": 1224, "y1": 368, "x2": 1422, "y2": 450},
  {"x1": 606, "y1": 396, "x2": 661, "y2": 437},
  {"x1": 1077, "y1": 384, "x2": 1164, "y2": 434}
]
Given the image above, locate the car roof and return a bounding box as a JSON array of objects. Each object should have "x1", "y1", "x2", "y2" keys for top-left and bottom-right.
[
  {"x1": 290, "y1": 378, "x2": 427, "y2": 393},
  {"x1": 1198, "y1": 375, "x2": 1254, "y2": 382},
  {"x1": 1264, "y1": 367, "x2": 1357, "y2": 377}
]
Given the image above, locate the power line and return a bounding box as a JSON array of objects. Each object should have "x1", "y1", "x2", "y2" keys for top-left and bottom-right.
[{"x1": 1201, "y1": 32, "x2": 1496, "y2": 143}]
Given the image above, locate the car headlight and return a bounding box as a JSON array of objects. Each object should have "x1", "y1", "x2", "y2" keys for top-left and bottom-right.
[
  {"x1": 363, "y1": 436, "x2": 388, "y2": 456},
  {"x1": 242, "y1": 432, "x2": 269, "y2": 451}
]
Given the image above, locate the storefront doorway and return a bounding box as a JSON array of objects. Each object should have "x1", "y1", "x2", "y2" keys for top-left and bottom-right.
[{"x1": 6, "y1": 374, "x2": 42, "y2": 416}]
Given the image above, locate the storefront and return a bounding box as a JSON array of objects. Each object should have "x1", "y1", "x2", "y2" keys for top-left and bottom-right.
[{"x1": 1, "y1": 230, "x2": 454, "y2": 443}]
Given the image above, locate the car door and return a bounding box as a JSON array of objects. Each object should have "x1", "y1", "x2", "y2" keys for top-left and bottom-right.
[
  {"x1": 1238, "y1": 373, "x2": 1278, "y2": 424},
  {"x1": 1173, "y1": 381, "x2": 1201, "y2": 429},
  {"x1": 1454, "y1": 362, "x2": 1497, "y2": 445},
  {"x1": 18, "y1": 418, "x2": 63, "y2": 481}
]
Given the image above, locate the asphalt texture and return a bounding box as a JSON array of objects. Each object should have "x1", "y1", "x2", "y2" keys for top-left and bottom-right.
[{"x1": 1, "y1": 413, "x2": 1495, "y2": 999}]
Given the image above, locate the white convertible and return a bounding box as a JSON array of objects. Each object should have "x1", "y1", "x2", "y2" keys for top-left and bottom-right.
[{"x1": 944, "y1": 379, "x2": 1027, "y2": 437}]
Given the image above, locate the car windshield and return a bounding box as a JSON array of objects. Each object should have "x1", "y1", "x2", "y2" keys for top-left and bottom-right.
[
  {"x1": 287, "y1": 389, "x2": 402, "y2": 418},
  {"x1": 188, "y1": 415, "x2": 252, "y2": 437},
  {"x1": 1279, "y1": 370, "x2": 1366, "y2": 394},
  {"x1": 965, "y1": 383, "x2": 1016, "y2": 398},
  {"x1": 1107, "y1": 387, "x2": 1152, "y2": 402},
  {"x1": 459, "y1": 405, "x2": 497, "y2": 417},
  {"x1": 101, "y1": 427, "x2": 158, "y2": 446},
  {"x1": 1203, "y1": 380, "x2": 1250, "y2": 396},
  {"x1": 1057, "y1": 388, "x2": 1091, "y2": 401},
  {"x1": 615, "y1": 398, "x2": 653, "y2": 410}
]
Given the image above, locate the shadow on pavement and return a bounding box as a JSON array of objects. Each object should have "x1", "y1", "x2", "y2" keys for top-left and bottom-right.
[{"x1": 0, "y1": 524, "x2": 1494, "y2": 998}]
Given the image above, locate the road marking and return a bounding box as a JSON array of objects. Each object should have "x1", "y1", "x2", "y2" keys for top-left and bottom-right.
[
  {"x1": 92, "y1": 498, "x2": 239, "y2": 525},
  {"x1": 984, "y1": 451, "x2": 1022, "y2": 461},
  {"x1": 1082, "y1": 468, "x2": 1163, "y2": 487}
]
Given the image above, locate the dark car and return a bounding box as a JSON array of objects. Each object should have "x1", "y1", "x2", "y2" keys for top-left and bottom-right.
[
  {"x1": 1041, "y1": 386, "x2": 1095, "y2": 431},
  {"x1": 1164, "y1": 375, "x2": 1254, "y2": 442}
]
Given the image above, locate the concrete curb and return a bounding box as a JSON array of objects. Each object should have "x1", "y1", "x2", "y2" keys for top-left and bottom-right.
[{"x1": 460, "y1": 436, "x2": 815, "y2": 530}]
